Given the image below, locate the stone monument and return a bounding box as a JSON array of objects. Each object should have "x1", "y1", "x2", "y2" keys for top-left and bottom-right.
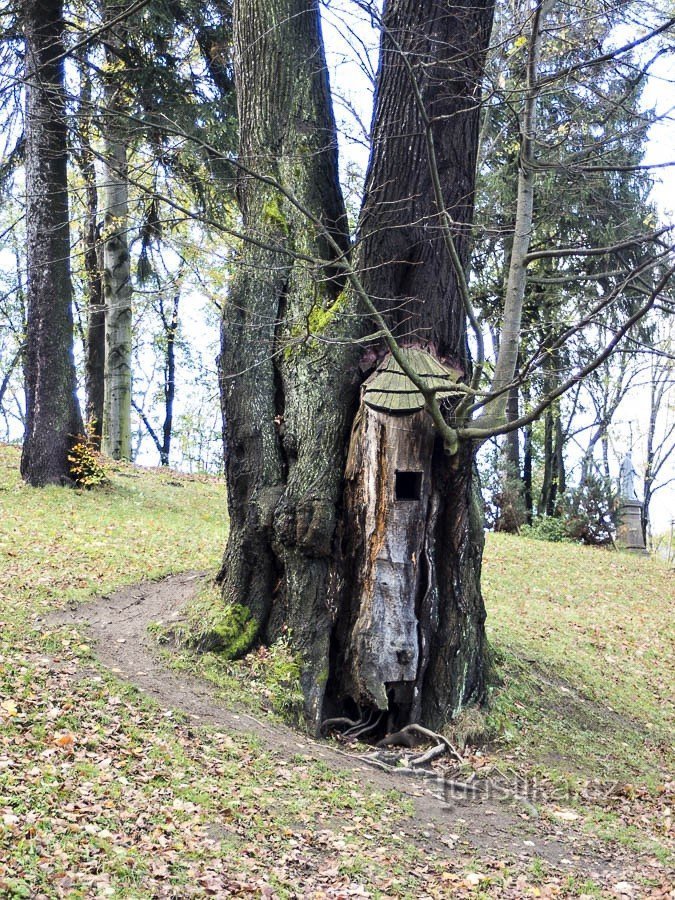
[{"x1": 616, "y1": 451, "x2": 647, "y2": 552}]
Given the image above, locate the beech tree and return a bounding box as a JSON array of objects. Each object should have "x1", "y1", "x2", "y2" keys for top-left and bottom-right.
[
  {"x1": 20, "y1": 0, "x2": 82, "y2": 485},
  {"x1": 100, "y1": 0, "x2": 133, "y2": 460}
]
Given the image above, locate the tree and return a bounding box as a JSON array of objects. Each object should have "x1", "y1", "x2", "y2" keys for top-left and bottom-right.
[
  {"x1": 641, "y1": 322, "x2": 674, "y2": 542},
  {"x1": 220, "y1": 0, "x2": 494, "y2": 732},
  {"x1": 20, "y1": 0, "x2": 82, "y2": 485},
  {"x1": 100, "y1": 0, "x2": 133, "y2": 460},
  {"x1": 473, "y1": 0, "x2": 673, "y2": 525},
  {"x1": 71, "y1": 44, "x2": 105, "y2": 444},
  {"x1": 219, "y1": 0, "x2": 674, "y2": 734}
]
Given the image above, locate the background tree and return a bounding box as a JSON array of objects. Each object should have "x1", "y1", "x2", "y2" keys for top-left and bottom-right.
[
  {"x1": 472, "y1": 0, "x2": 673, "y2": 527},
  {"x1": 20, "y1": 0, "x2": 82, "y2": 485}
]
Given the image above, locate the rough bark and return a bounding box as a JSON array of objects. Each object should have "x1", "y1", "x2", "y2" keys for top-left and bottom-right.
[
  {"x1": 101, "y1": 0, "x2": 133, "y2": 460},
  {"x1": 338, "y1": 0, "x2": 493, "y2": 726},
  {"x1": 360, "y1": 0, "x2": 493, "y2": 362},
  {"x1": 219, "y1": 0, "x2": 357, "y2": 726},
  {"x1": 221, "y1": 0, "x2": 494, "y2": 732},
  {"x1": 160, "y1": 293, "x2": 178, "y2": 467},
  {"x1": 539, "y1": 397, "x2": 565, "y2": 517},
  {"x1": 21, "y1": 0, "x2": 83, "y2": 486},
  {"x1": 73, "y1": 85, "x2": 105, "y2": 443}
]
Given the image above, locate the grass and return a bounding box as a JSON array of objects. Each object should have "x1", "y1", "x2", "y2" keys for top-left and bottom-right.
[
  {"x1": 0, "y1": 442, "x2": 673, "y2": 897},
  {"x1": 483, "y1": 533, "x2": 673, "y2": 855},
  {"x1": 483, "y1": 533, "x2": 673, "y2": 783},
  {"x1": 0, "y1": 444, "x2": 496, "y2": 899},
  {"x1": 150, "y1": 580, "x2": 306, "y2": 726}
]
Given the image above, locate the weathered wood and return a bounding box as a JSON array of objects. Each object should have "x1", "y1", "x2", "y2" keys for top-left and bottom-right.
[
  {"x1": 363, "y1": 348, "x2": 463, "y2": 413},
  {"x1": 345, "y1": 406, "x2": 434, "y2": 708}
]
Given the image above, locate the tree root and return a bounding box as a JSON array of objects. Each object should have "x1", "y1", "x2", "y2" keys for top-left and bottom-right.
[
  {"x1": 320, "y1": 710, "x2": 384, "y2": 740},
  {"x1": 378, "y1": 723, "x2": 464, "y2": 766},
  {"x1": 320, "y1": 716, "x2": 359, "y2": 736},
  {"x1": 409, "y1": 742, "x2": 447, "y2": 767}
]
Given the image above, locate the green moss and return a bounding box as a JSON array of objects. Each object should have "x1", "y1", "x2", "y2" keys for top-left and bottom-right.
[
  {"x1": 262, "y1": 194, "x2": 289, "y2": 232},
  {"x1": 306, "y1": 293, "x2": 346, "y2": 333},
  {"x1": 208, "y1": 603, "x2": 259, "y2": 659},
  {"x1": 283, "y1": 292, "x2": 348, "y2": 362},
  {"x1": 150, "y1": 582, "x2": 258, "y2": 660}
]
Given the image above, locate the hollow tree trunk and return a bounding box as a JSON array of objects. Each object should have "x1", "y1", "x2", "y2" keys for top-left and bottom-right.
[
  {"x1": 221, "y1": 0, "x2": 494, "y2": 732},
  {"x1": 339, "y1": 0, "x2": 494, "y2": 726},
  {"x1": 101, "y1": 0, "x2": 132, "y2": 460},
  {"x1": 21, "y1": 0, "x2": 82, "y2": 486}
]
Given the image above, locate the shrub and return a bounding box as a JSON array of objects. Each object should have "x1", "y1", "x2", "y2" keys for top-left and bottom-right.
[
  {"x1": 520, "y1": 475, "x2": 616, "y2": 545},
  {"x1": 68, "y1": 435, "x2": 108, "y2": 487},
  {"x1": 520, "y1": 515, "x2": 571, "y2": 543},
  {"x1": 562, "y1": 474, "x2": 616, "y2": 546}
]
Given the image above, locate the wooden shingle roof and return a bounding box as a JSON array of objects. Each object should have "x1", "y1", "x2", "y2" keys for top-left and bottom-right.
[{"x1": 363, "y1": 348, "x2": 462, "y2": 414}]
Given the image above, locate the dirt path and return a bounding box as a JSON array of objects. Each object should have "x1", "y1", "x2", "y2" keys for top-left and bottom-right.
[{"x1": 47, "y1": 574, "x2": 640, "y2": 882}]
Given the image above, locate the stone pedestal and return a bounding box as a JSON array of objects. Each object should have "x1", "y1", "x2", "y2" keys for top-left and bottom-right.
[{"x1": 616, "y1": 500, "x2": 647, "y2": 553}]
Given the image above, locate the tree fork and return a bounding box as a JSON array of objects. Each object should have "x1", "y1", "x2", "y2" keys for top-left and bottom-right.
[{"x1": 221, "y1": 0, "x2": 495, "y2": 733}]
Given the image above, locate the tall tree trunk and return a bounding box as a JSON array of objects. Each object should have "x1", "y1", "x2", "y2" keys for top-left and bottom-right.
[
  {"x1": 219, "y1": 0, "x2": 357, "y2": 726},
  {"x1": 495, "y1": 381, "x2": 524, "y2": 533},
  {"x1": 101, "y1": 0, "x2": 132, "y2": 460},
  {"x1": 221, "y1": 0, "x2": 494, "y2": 732},
  {"x1": 539, "y1": 405, "x2": 554, "y2": 515},
  {"x1": 554, "y1": 404, "x2": 565, "y2": 501},
  {"x1": 21, "y1": 0, "x2": 82, "y2": 486},
  {"x1": 74, "y1": 63, "x2": 105, "y2": 442},
  {"x1": 523, "y1": 426, "x2": 533, "y2": 523},
  {"x1": 340, "y1": 0, "x2": 494, "y2": 727},
  {"x1": 160, "y1": 292, "x2": 179, "y2": 467},
  {"x1": 504, "y1": 384, "x2": 520, "y2": 474}
]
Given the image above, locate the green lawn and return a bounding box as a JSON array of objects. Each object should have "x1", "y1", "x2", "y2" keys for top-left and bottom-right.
[
  {"x1": 484, "y1": 533, "x2": 673, "y2": 783},
  {"x1": 0, "y1": 443, "x2": 672, "y2": 897}
]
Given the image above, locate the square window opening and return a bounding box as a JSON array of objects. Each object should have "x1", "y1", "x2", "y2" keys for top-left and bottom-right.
[{"x1": 395, "y1": 470, "x2": 423, "y2": 501}]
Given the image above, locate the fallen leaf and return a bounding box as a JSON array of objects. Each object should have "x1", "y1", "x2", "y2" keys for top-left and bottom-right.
[{"x1": 0, "y1": 699, "x2": 18, "y2": 717}]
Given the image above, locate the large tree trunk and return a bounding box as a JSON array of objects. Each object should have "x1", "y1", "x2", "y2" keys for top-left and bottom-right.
[
  {"x1": 21, "y1": 0, "x2": 82, "y2": 486},
  {"x1": 333, "y1": 0, "x2": 493, "y2": 726},
  {"x1": 101, "y1": 0, "x2": 133, "y2": 460},
  {"x1": 219, "y1": 0, "x2": 358, "y2": 725},
  {"x1": 221, "y1": 0, "x2": 494, "y2": 732}
]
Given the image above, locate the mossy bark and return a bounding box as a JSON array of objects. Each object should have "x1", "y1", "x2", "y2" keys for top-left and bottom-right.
[{"x1": 219, "y1": 0, "x2": 359, "y2": 726}]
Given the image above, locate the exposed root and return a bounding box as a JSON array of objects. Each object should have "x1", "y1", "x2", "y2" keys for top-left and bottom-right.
[
  {"x1": 344, "y1": 709, "x2": 384, "y2": 739},
  {"x1": 409, "y1": 743, "x2": 447, "y2": 767},
  {"x1": 320, "y1": 716, "x2": 359, "y2": 735},
  {"x1": 379, "y1": 723, "x2": 464, "y2": 766}
]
